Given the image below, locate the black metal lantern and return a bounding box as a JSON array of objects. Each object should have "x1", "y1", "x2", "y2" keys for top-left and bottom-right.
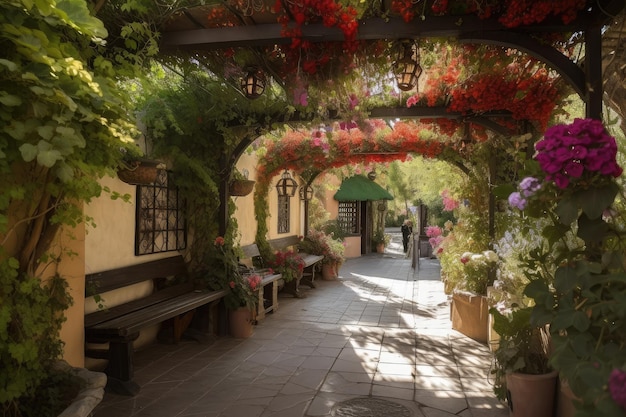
[
  {"x1": 393, "y1": 41, "x2": 422, "y2": 91},
  {"x1": 299, "y1": 184, "x2": 313, "y2": 201},
  {"x1": 275, "y1": 170, "x2": 297, "y2": 197},
  {"x1": 241, "y1": 67, "x2": 266, "y2": 99}
]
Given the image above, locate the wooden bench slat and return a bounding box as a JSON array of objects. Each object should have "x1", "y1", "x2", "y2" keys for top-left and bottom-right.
[
  {"x1": 85, "y1": 282, "x2": 195, "y2": 328},
  {"x1": 86, "y1": 289, "x2": 227, "y2": 338},
  {"x1": 86, "y1": 256, "x2": 187, "y2": 295},
  {"x1": 83, "y1": 255, "x2": 228, "y2": 396}
]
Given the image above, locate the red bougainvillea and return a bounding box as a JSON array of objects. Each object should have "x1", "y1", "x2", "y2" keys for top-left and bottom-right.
[
  {"x1": 392, "y1": 0, "x2": 586, "y2": 27},
  {"x1": 255, "y1": 120, "x2": 451, "y2": 187}
]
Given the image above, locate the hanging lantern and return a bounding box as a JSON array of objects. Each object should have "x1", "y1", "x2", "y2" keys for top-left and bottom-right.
[
  {"x1": 275, "y1": 170, "x2": 297, "y2": 197},
  {"x1": 299, "y1": 184, "x2": 313, "y2": 201},
  {"x1": 393, "y1": 40, "x2": 422, "y2": 91},
  {"x1": 241, "y1": 67, "x2": 266, "y2": 99}
]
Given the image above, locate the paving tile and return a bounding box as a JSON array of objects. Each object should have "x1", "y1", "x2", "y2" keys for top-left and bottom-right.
[{"x1": 91, "y1": 254, "x2": 506, "y2": 417}]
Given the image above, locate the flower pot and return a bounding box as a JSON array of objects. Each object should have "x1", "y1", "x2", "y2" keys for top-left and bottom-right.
[
  {"x1": 229, "y1": 307, "x2": 254, "y2": 338},
  {"x1": 117, "y1": 159, "x2": 161, "y2": 185},
  {"x1": 376, "y1": 243, "x2": 385, "y2": 253},
  {"x1": 506, "y1": 370, "x2": 558, "y2": 417},
  {"x1": 229, "y1": 179, "x2": 255, "y2": 196},
  {"x1": 556, "y1": 377, "x2": 580, "y2": 417},
  {"x1": 334, "y1": 261, "x2": 343, "y2": 277},
  {"x1": 322, "y1": 262, "x2": 337, "y2": 280},
  {"x1": 450, "y1": 291, "x2": 488, "y2": 343}
]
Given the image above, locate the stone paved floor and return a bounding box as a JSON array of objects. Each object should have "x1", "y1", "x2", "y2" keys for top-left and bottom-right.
[{"x1": 91, "y1": 233, "x2": 508, "y2": 417}]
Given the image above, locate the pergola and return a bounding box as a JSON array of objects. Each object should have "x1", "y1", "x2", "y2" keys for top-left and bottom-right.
[{"x1": 98, "y1": 0, "x2": 625, "y2": 233}]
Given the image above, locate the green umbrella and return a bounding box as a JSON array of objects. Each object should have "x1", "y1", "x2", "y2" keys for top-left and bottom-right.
[{"x1": 333, "y1": 175, "x2": 394, "y2": 201}]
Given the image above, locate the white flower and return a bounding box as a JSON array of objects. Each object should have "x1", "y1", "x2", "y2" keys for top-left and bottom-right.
[{"x1": 483, "y1": 250, "x2": 499, "y2": 263}]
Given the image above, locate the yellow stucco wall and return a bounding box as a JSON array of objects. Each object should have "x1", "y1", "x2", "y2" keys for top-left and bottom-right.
[
  {"x1": 42, "y1": 222, "x2": 86, "y2": 367},
  {"x1": 80, "y1": 174, "x2": 179, "y2": 369},
  {"x1": 234, "y1": 151, "x2": 305, "y2": 243},
  {"x1": 233, "y1": 153, "x2": 258, "y2": 246}
]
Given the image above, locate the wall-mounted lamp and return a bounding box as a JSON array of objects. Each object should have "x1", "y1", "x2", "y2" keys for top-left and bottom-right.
[
  {"x1": 299, "y1": 184, "x2": 313, "y2": 201},
  {"x1": 275, "y1": 170, "x2": 297, "y2": 197},
  {"x1": 241, "y1": 67, "x2": 266, "y2": 99},
  {"x1": 393, "y1": 40, "x2": 422, "y2": 91}
]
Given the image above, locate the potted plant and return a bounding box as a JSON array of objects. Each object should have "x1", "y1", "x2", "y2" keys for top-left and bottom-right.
[
  {"x1": 117, "y1": 145, "x2": 164, "y2": 185},
  {"x1": 229, "y1": 168, "x2": 255, "y2": 197},
  {"x1": 299, "y1": 230, "x2": 345, "y2": 280},
  {"x1": 506, "y1": 118, "x2": 626, "y2": 416},
  {"x1": 205, "y1": 236, "x2": 261, "y2": 338},
  {"x1": 490, "y1": 306, "x2": 557, "y2": 417},
  {"x1": 372, "y1": 230, "x2": 390, "y2": 253},
  {"x1": 267, "y1": 249, "x2": 305, "y2": 296},
  {"x1": 450, "y1": 249, "x2": 498, "y2": 343}
]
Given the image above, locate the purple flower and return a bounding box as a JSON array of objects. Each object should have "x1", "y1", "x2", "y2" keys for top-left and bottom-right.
[
  {"x1": 508, "y1": 192, "x2": 527, "y2": 210},
  {"x1": 564, "y1": 161, "x2": 584, "y2": 178},
  {"x1": 519, "y1": 177, "x2": 541, "y2": 197},
  {"x1": 609, "y1": 369, "x2": 626, "y2": 410}
]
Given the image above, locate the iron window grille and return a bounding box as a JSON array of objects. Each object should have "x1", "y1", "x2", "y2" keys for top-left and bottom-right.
[{"x1": 135, "y1": 169, "x2": 186, "y2": 255}]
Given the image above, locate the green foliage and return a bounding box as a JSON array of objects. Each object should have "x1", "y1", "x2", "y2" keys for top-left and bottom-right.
[
  {"x1": 0, "y1": 0, "x2": 150, "y2": 412},
  {"x1": 0, "y1": 263, "x2": 72, "y2": 414},
  {"x1": 299, "y1": 229, "x2": 345, "y2": 265},
  {"x1": 490, "y1": 306, "x2": 552, "y2": 400},
  {"x1": 372, "y1": 230, "x2": 390, "y2": 245},
  {"x1": 17, "y1": 367, "x2": 82, "y2": 417},
  {"x1": 267, "y1": 250, "x2": 304, "y2": 283}
]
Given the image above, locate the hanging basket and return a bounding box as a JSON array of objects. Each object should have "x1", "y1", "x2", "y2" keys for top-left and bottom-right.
[
  {"x1": 117, "y1": 159, "x2": 162, "y2": 185},
  {"x1": 229, "y1": 179, "x2": 255, "y2": 196}
]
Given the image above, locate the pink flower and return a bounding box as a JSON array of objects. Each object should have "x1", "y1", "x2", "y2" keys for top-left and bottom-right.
[
  {"x1": 214, "y1": 236, "x2": 225, "y2": 246},
  {"x1": 609, "y1": 369, "x2": 626, "y2": 410},
  {"x1": 229, "y1": 281, "x2": 235, "y2": 289}
]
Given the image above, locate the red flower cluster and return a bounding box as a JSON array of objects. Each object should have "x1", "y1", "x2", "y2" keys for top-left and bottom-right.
[
  {"x1": 391, "y1": 0, "x2": 584, "y2": 28},
  {"x1": 275, "y1": 0, "x2": 359, "y2": 79},
  {"x1": 498, "y1": 0, "x2": 585, "y2": 28},
  {"x1": 448, "y1": 68, "x2": 559, "y2": 129}
]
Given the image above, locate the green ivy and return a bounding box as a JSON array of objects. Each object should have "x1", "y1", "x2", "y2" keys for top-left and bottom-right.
[{"x1": 0, "y1": 0, "x2": 155, "y2": 413}]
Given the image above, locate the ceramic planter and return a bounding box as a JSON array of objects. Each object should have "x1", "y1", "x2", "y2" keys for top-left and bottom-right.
[
  {"x1": 506, "y1": 370, "x2": 558, "y2": 417},
  {"x1": 229, "y1": 307, "x2": 254, "y2": 338}
]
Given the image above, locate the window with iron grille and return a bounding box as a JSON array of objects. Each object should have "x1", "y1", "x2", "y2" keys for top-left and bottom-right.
[
  {"x1": 135, "y1": 169, "x2": 186, "y2": 255},
  {"x1": 338, "y1": 201, "x2": 359, "y2": 234},
  {"x1": 277, "y1": 195, "x2": 290, "y2": 234}
]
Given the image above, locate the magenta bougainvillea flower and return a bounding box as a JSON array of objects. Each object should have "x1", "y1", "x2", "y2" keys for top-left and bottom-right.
[
  {"x1": 535, "y1": 118, "x2": 622, "y2": 189},
  {"x1": 609, "y1": 369, "x2": 626, "y2": 410}
]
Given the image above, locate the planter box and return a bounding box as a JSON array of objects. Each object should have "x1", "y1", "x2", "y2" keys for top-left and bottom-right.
[{"x1": 450, "y1": 291, "x2": 489, "y2": 343}]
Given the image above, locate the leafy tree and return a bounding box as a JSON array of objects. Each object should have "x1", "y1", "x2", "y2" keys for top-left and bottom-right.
[{"x1": 0, "y1": 0, "x2": 148, "y2": 413}]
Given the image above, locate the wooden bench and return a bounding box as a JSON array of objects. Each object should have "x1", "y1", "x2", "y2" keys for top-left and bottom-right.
[
  {"x1": 241, "y1": 237, "x2": 324, "y2": 298},
  {"x1": 240, "y1": 244, "x2": 282, "y2": 318},
  {"x1": 84, "y1": 255, "x2": 227, "y2": 396},
  {"x1": 269, "y1": 235, "x2": 324, "y2": 290}
]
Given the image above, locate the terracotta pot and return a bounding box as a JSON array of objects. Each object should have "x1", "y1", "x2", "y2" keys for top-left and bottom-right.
[
  {"x1": 556, "y1": 377, "x2": 580, "y2": 417},
  {"x1": 450, "y1": 291, "x2": 489, "y2": 343},
  {"x1": 376, "y1": 243, "x2": 385, "y2": 253},
  {"x1": 322, "y1": 262, "x2": 337, "y2": 280},
  {"x1": 506, "y1": 370, "x2": 558, "y2": 417},
  {"x1": 229, "y1": 307, "x2": 254, "y2": 338},
  {"x1": 334, "y1": 261, "x2": 343, "y2": 277}
]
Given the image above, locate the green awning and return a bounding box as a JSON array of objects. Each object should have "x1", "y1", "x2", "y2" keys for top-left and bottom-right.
[{"x1": 333, "y1": 175, "x2": 394, "y2": 202}]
